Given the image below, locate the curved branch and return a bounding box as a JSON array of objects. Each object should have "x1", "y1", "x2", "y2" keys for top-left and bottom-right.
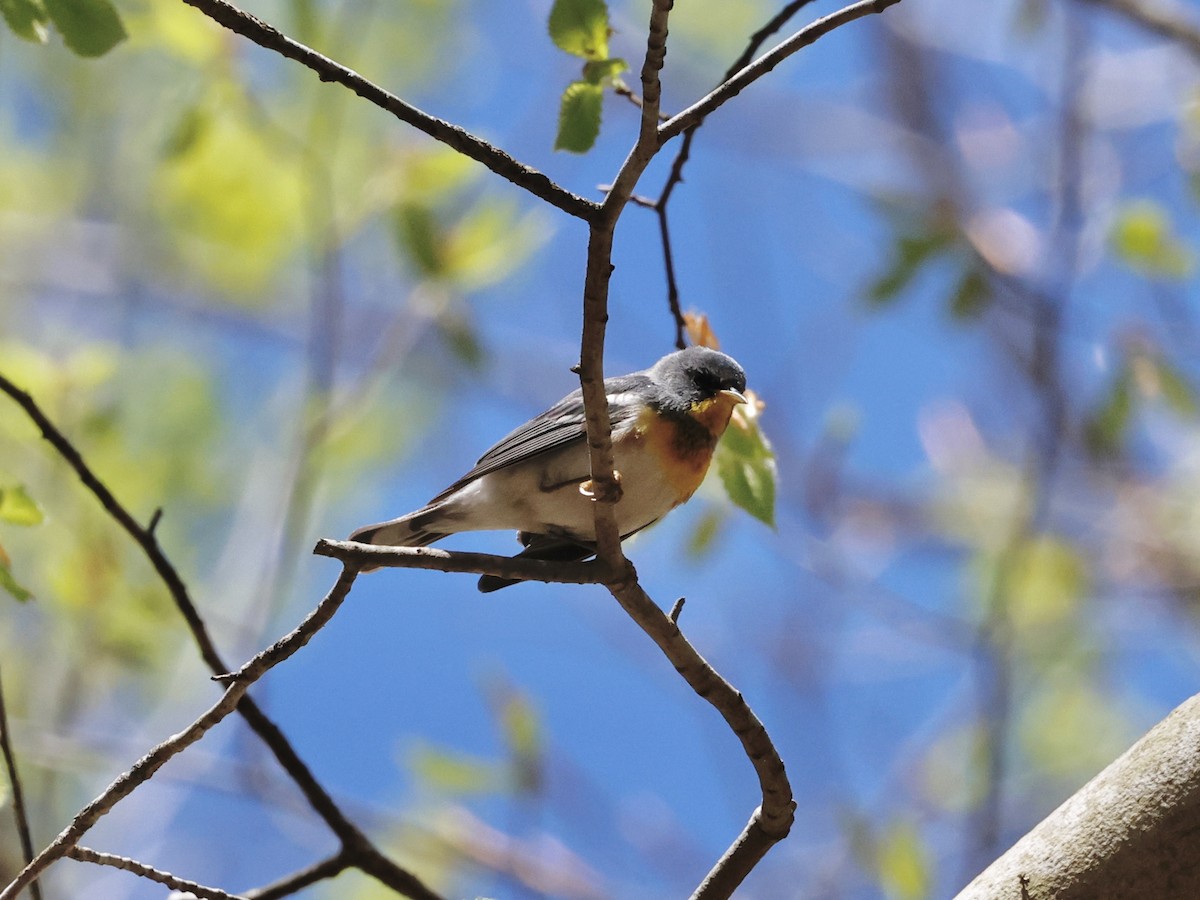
[
  {"x1": 659, "y1": 0, "x2": 904, "y2": 143},
  {"x1": 67, "y1": 846, "x2": 246, "y2": 900},
  {"x1": 0, "y1": 371, "x2": 438, "y2": 899},
  {"x1": 177, "y1": 0, "x2": 598, "y2": 221},
  {"x1": 244, "y1": 851, "x2": 352, "y2": 900},
  {"x1": 606, "y1": 569, "x2": 795, "y2": 898},
  {"x1": 0, "y1": 567, "x2": 364, "y2": 900}
]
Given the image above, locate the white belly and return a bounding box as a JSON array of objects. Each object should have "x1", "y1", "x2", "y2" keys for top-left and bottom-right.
[{"x1": 437, "y1": 435, "x2": 682, "y2": 542}]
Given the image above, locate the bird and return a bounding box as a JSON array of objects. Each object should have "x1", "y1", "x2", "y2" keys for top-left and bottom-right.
[{"x1": 349, "y1": 345, "x2": 747, "y2": 591}]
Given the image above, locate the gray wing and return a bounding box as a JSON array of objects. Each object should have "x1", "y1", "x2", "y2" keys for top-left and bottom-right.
[{"x1": 428, "y1": 373, "x2": 651, "y2": 504}]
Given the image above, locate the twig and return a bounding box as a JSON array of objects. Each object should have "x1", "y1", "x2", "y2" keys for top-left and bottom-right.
[
  {"x1": 669, "y1": 597, "x2": 686, "y2": 622},
  {"x1": 244, "y1": 850, "x2": 352, "y2": 899},
  {"x1": 67, "y1": 846, "x2": 247, "y2": 900},
  {"x1": 0, "y1": 567, "x2": 361, "y2": 900},
  {"x1": 653, "y1": 0, "x2": 821, "y2": 344},
  {"x1": 175, "y1": 0, "x2": 598, "y2": 221},
  {"x1": 0, "y1": 371, "x2": 442, "y2": 900},
  {"x1": 659, "y1": 0, "x2": 905, "y2": 143},
  {"x1": 313, "y1": 538, "x2": 612, "y2": 585},
  {"x1": 1077, "y1": 0, "x2": 1200, "y2": 58},
  {"x1": 0, "y1": 668, "x2": 42, "y2": 900}
]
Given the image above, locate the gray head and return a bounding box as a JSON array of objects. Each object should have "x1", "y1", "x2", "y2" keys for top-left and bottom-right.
[{"x1": 649, "y1": 346, "x2": 747, "y2": 410}]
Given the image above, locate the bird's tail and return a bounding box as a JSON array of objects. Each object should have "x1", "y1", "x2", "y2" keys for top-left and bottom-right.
[
  {"x1": 349, "y1": 508, "x2": 447, "y2": 549},
  {"x1": 477, "y1": 535, "x2": 595, "y2": 593}
]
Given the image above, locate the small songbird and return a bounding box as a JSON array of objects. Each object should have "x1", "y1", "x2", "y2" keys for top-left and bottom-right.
[{"x1": 349, "y1": 345, "x2": 747, "y2": 591}]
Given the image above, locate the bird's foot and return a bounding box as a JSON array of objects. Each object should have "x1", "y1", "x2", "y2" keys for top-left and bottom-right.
[{"x1": 579, "y1": 469, "x2": 623, "y2": 503}]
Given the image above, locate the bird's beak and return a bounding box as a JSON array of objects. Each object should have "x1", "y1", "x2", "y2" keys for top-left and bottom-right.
[{"x1": 720, "y1": 388, "x2": 748, "y2": 406}]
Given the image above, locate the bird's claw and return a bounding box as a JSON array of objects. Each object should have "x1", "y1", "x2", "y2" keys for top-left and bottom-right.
[{"x1": 579, "y1": 469, "x2": 623, "y2": 503}]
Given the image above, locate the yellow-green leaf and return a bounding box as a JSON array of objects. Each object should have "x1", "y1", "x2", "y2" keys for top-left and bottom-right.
[
  {"x1": 548, "y1": 0, "x2": 609, "y2": 60},
  {"x1": 0, "y1": 0, "x2": 48, "y2": 43},
  {"x1": 1001, "y1": 534, "x2": 1087, "y2": 632},
  {"x1": 0, "y1": 485, "x2": 43, "y2": 526},
  {"x1": 497, "y1": 691, "x2": 541, "y2": 760},
  {"x1": 1110, "y1": 200, "x2": 1195, "y2": 279},
  {"x1": 582, "y1": 57, "x2": 628, "y2": 85},
  {"x1": 407, "y1": 742, "x2": 501, "y2": 795},
  {"x1": 152, "y1": 101, "x2": 305, "y2": 296},
  {"x1": 875, "y1": 820, "x2": 931, "y2": 900},
  {"x1": 43, "y1": 0, "x2": 125, "y2": 57},
  {"x1": 686, "y1": 508, "x2": 725, "y2": 559},
  {"x1": 555, "y1": 80, "x2": 603, "y2": 153},
  {"x1": 715, "y1": 402, "x2": 776, "y2": 527},
  {"x1": 1019, "y1": 677, "x2": 1135, "y2": 779}
]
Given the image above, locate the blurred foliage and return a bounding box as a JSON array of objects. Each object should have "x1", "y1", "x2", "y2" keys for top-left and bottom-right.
[
  {"x1": 3, "y1": 1, "x2": 1200, "y2": 899},
  {"x1": 1, "y1": 0, "x2": 126, "y2": 56},
  {"x1": 1110, "y1": 200, "x2": 1195, "y2": 280},
  {"x1": 867, "y1": 201, "x2": 994, "y2": 322}
]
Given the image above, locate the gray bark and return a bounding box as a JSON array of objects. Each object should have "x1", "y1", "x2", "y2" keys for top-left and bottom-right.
[{"x1": 956, "y1": 692, "x2": 1200, "y2": 899}]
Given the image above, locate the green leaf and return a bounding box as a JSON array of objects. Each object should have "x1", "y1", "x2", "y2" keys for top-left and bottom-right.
[
  {"x1": 0, "y1": 0, "x2": 49, "y2": 43},
  {"x1": 0, "y1": 485, "x2": 44, "y2": 526},
  {"x1": 407, "y1": 741, "x2": 501, "y2": 795},
  {"x1": 1110, "y1": 200, "x2": 1195, "y2": 279},
  {"x1": 43, "y1": 0, "x2": 126, "y2": 57},
  {"x1": 1084, "y1": 367, "x2": 1134, "y2": 458},
  {"x1": 548, "y1": 0, "x2": 609, "y2": 60},
  {"x1": 715, "y1": 406, "x2": 777, "y2": 527},
  {"x1": 1019, "y1": 677, "x2": 1135, "y2": 779},
  {"x1": 875, "y1": 820, "x2": 931, "y2": 900},
  {"x1": 555, "y1": 80, "x2": 603, "y2": 153},
  {"x1": 949, "y1": 267, "x2": 991, "y2": 320},
  {"x1": 582, "y1": 57, "x2": 628, "y2": 85},
  {"x1": 496, "y1": 688, "x2": 542, "y2": 794},
  {"x1": 498, "y1": 692, "x2": 541, "y2": 760},
  {"x1": 394, "y1": 202, "x2": 445, "y2": 278},
  {"x1": 685, "y1": 508, "x2": 725, "y2": 559},
  {"x1": 1002, "y1": 534, "x2": 1087, "y2": 632},
  {"x1": 0, "y1": 559, "x2": 33, "y2": 603},
  {"x1": 867, "y1": 231, "x2": 952, "y2": 306},
  {"x1": 1153, "y1": 356, "x2": 1198, "y2": 418}
]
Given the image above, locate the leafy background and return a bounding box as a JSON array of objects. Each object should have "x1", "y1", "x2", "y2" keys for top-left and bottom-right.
[{"x1": 4, "y1": 0, "x2": 1200, "y2": 897}]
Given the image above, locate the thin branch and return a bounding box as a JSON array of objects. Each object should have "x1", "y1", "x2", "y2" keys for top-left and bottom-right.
[
  {"x1": 1077, "y1": 0, "x2": 1200, "y2": 58},
  {"x1": 0, "y1": 668, "x2": 42, "y2": 900},
  {"x1": 0, "y1": 567, "x2": 361, "y2": 900},
  {"x1": 175, "y1": 0, "x2": 597, "y2": 221},
  {"x1": 0, "y1": 371, "x2": 440, "y2": 900},
  {"x1": 692, "y1": 809, "x2": 782, "y2": 900},
  {"x1": 659, "y1": 0, "x2": 904, "y2": 143},
  {"x1": 605, "y1": 569, "x2": 795, "y2": 898},
  {"x1": 653, "y1": 0, "x2": 820, "y2": 344},
  {"x1": 313, "y1": 538, "x2": 611, "y2": 585},
  {"x1": 67, "y1": 846, "x2": 247, "y2": 900},
  {"x1": 577, "y1": 0, "x2": 680, "y2": 568},
  {"x1": 656, "y1": 205, "x2": 688, "y2": 349},
  {"x1": 245, "y1": 850, "x2": 352, "y2": 899}
]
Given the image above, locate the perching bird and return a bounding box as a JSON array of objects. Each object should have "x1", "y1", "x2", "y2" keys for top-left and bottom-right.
[{"x1": 349, "y1": 345, "x2": 747, "y2": 591}]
